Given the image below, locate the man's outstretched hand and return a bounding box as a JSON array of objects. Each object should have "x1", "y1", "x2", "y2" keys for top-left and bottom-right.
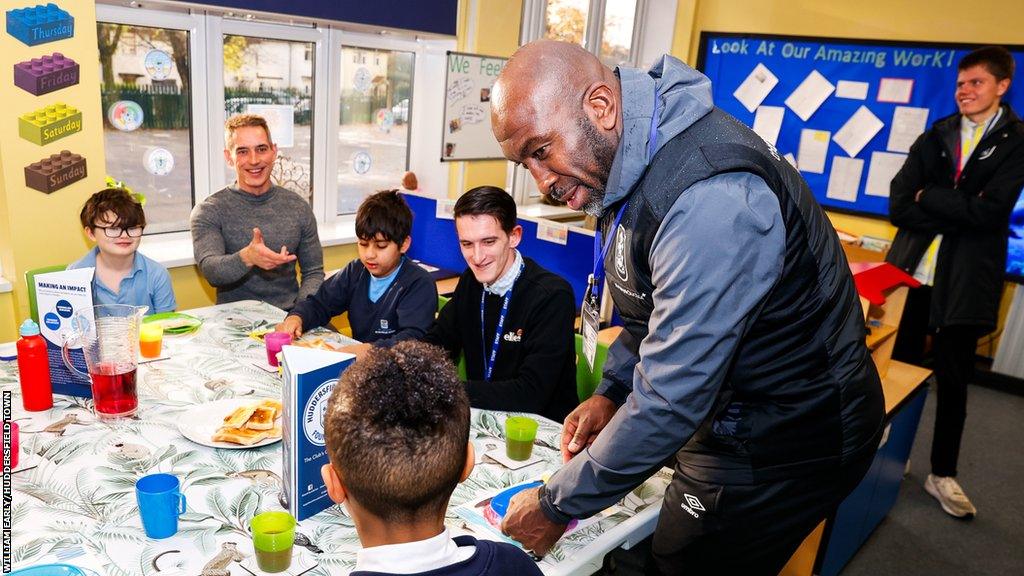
[
  {"x1": 241, "y1": 227, "x2": 296, "y2": 270},
  {"x1": 500, "y1": 487, "x2": 567, "y2": 558}
]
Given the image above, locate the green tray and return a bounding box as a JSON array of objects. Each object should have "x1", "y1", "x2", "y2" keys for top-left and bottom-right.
[{"x1": 143, "y1": 311, "x2": 203, "y2": 335}]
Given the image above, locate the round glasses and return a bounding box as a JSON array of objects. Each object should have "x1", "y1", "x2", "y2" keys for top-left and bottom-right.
[{"x1": 95, "y1": 225, "x2": 143, "y2": 238}]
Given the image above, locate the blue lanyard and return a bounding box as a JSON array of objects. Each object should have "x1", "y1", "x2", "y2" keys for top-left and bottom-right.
[
  {"x1": 590, "y1": 89, "x2": 661, "y2": 303},
  {"x1": 481, "y1": 261, "x2": 525, "y2": 381}
]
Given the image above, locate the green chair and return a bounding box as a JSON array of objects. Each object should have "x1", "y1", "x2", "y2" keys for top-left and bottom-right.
[
  {"x1": 25, "y1": 264, "x2": 68, "y2": 323},
  {"x1": 574, "y1": 333, "x2": 610, "y2": 402}
]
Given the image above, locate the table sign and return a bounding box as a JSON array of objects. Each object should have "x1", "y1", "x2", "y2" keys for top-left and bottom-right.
[
  {"x1": 32, "y1": 267, "x2": 92, "y2": 397},
  {"x1": 279, "y1": 345, "x2": 354, "y2": 521}
]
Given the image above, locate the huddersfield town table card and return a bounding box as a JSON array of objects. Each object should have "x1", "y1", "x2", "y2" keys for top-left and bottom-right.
[
  {"x1": 280, "y1": 345, "x2": 355, "y2": 521},
  {"x1": 33, "y1": 267, "x2": 93, "y2": 397}
]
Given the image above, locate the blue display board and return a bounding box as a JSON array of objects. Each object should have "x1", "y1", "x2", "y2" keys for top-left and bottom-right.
[
  {"x1": 697, "y1": 32, "x2": 1024, "y2": 218},
  {"x1": 697, "y1": 32, "x2": 1024, "y2": 281}
]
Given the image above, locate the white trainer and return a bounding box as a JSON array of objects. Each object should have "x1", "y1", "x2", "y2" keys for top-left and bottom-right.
[{"x1": 924, "y1": 474, "x2": 977, "y2": 518}]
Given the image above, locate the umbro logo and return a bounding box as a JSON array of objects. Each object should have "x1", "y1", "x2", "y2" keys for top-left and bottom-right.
[
  {"x1": 681, "y1": 493, "x2": 705, "y2": 518},
  {"x1": 977, "y1": 146, "x2": 996, "y2": 160}
]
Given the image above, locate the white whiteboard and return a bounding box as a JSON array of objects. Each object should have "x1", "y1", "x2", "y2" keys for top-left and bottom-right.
[{"x1": 441, "y1": 51, "x2": 507, "y2": 161}]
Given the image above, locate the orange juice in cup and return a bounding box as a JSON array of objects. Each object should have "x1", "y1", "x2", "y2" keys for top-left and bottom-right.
[{"x1": 139, "y1": 323, "x2": 164, "y2": 358}]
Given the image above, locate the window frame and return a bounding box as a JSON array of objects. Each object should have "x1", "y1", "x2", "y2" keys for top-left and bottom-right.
[
  {"x1": 207, "y1": 17, "x2": 329, "y2": 217},
  {"x1": 96, "y1": 4, "x2": 211, "y2": 234},
  {"x1": 94, "y1": 5, "x2": 454, "y2": 265}
]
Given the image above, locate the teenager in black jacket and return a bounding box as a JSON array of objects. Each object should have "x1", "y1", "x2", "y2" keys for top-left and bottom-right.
[
  {"x1": 887, "y1": 46, "x2": 1024, "y2": 518},
  {"x1": 422, "y1": 186, "x2": 578, "y2": 422}
]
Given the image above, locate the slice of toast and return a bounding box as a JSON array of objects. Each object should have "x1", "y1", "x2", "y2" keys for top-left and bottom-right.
[
  {"x1": 266, "y1": 422, "x2": 282, "y2": 439},
  {"x1": 256, "y1": 398, "x2": 283, "y2": 420},
  {"x1": 212, "y1": 426, "x2": 268, "y2": 445},
  {"x1": 245, "y1": 406, "x2": 276, "y2": 431},
  {"x1": 223, "y1": 405, "x2": 257, "y2": 428}
]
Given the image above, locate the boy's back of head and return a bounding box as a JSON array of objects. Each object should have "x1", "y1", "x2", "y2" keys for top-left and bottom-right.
[
  {"x1": 324, "y1": 341, "x2": 469, "y2": 523},
  {"x1": 356, "y1": 189, "x2": 414, "y2": 244}
]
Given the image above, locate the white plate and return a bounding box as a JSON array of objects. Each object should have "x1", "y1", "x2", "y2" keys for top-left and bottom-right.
[{"x1": 178, "y1": 398, "x2": 282, "y2": 450}]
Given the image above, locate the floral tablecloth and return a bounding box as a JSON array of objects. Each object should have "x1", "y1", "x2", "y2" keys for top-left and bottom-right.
[{"x1": 2, "y1": 300, "x2": 669, "y2": 576}]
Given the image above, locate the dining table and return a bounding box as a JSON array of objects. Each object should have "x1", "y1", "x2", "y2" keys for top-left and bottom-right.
[{"x1": 2, "y1": 300, "x2": 670, "y2": 576}]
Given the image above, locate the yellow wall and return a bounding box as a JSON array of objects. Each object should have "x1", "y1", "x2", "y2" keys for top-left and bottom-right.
[
  {"x1": 0, "y1": 1, "x2": 104, "y2": 341},
  {"x1": 671, "y1": 0, "x2": 1024, "y2": 355},
  {"x1": 446, "y1": 0, "x2": 524, "y2": 198}
]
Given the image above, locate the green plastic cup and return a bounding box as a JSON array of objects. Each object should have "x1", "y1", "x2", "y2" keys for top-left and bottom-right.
[
  {"x1": 251, "y1": 511, "x2": 296, "y2": 573},
  {"x1": 505, "y1": 416, "x2": 539, "y2": 461}
]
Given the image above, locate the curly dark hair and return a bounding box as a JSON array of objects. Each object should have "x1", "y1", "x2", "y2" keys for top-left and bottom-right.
[
  {"x1": 356, "y1": 189, "x2": 413, "y2": 244},
  {"x1": 79, "y1": 187, "x2": 145, "y2": 230},
  {"x1": 323, "y1": 341, "x2": 469, "y2": 523}
]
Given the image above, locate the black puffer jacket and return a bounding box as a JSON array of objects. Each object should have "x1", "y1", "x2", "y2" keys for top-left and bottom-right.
[{"x1": 886, "y1": 105, "x2": 1024, "y2": 331}]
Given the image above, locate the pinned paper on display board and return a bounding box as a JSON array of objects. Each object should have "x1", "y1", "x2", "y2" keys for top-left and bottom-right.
[
  {"x1": 865, "y1": 151, "x2": 907, "y2": 197},
  {"x1": 108, "y1": 100, "x2": 144, "y2": 131},
  {"x1": 797, "y1": 129, "x2": 830, "y2": 174},
  {"x1": 877, "y1": 78, "x2": 914, "y2": 104},
  {"x1": 887, "y1": 106, "x2": 930, "y2": 153},
  {"x1": 143, "y1": 49, "x2": 173, "y2": 80},
  {"x1": 752, "y1": 105, "x2": 785, "y2": 146},
  {"x1": 733, "y1": 63, "x2": 779, "y2": 113},
  {"x1": 825, "y1": 156, "x2": 864, "y2": 203},
  {"x1": 785, "y1": 70, "x2": 835, "y2": 121},
  {"x1": 145, "y1": 147, "x2": 174, "y2": 176},
  {"x1": 835, "y1": 80, "x2": 869, "y2": 100},
  {"x1": 833, "y1": 105, "x2": 884, "y2": 158},
  {"x1": 247, "y1": 104, "x2": 295, "y2": 148}
]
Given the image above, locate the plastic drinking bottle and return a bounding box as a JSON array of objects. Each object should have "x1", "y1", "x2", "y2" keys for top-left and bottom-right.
[{"x1": 16, "y1": 319, "x2": 53, "y2": 411}]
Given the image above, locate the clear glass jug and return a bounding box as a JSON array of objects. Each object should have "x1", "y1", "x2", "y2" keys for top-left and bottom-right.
[{"x1": 61, "y1": 304, "x2": 147, "y2": 419}]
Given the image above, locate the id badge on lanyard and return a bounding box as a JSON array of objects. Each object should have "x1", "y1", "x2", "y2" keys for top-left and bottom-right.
[{"x1": 580, "y1": 89, "x2": 660, "y2": 370}]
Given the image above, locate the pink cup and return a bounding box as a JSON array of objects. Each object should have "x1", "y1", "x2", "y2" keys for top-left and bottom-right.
[{"x1": 265, "y1": 332, "x2": 292, "y2": 367}]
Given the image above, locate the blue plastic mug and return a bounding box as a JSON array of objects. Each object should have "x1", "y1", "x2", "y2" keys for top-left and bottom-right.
[{"x1": 135, "y1": 473, "x2": 187, "y2": 539}]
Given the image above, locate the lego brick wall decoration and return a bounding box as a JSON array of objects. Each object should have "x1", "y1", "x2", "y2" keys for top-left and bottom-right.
[
  {"x1": 14, "y1": 52, "x2": 79, "y2": 95},
  {"x1": 25, "y1": 150, "x2": 86, "y2": 193},
  {"x1": 6, "y1": 3, "x2": 74, "y2": 47},
  {"x1": 19, "y1": 103, "x2": 81, "y2": 146}
]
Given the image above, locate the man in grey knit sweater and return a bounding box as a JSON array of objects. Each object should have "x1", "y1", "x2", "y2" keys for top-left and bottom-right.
[{"x1": 190, "y1": 114, "x2": 323, "y2": 311}]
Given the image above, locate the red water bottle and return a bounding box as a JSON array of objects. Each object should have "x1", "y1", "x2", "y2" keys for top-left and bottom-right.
[{"x1": 16, "y1": 319, "x2": 53, "y2": 411}]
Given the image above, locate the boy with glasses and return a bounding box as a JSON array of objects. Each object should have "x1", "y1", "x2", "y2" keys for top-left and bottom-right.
[{"x1": 68, "y1": 187, "x2": 176, "y2": 312}]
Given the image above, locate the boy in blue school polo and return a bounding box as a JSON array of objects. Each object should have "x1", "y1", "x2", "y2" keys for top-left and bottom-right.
[
  {"x1": 321, "y1": 341, "x2": 543, "y2": 576},
  {"x1": 68, "y1": 187, "x2": 176, "y2": 313},
  {"x1": 277, "y1": 189, "x2": 436, "y2": 347}
]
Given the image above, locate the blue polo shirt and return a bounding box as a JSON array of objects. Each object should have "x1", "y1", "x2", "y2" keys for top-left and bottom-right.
[{"x1": 67, "y1": 247, "x2": 177, "y2": 313}]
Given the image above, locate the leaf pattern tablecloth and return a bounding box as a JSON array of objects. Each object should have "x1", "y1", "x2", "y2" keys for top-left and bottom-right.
[{"x1": 2, "y1": 300, "x2": 670, "y2": 575}]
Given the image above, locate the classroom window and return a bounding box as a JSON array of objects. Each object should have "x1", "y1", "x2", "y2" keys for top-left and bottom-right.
[
  {"x1": 336, "y1": 46, "x2": 414, "y2": 215},
  {"x1": 599, "y1": 0, "x2": 637, "y2": 67},
  {"x1": 223, "y1": 34, "x2": 316, "y2": 203},
  {"x1": 545, "y1": 0, "x2": 590, "y2": 46},
  {"x1": 97, "y1": 22, "x2": 195, "y2": 234}
]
